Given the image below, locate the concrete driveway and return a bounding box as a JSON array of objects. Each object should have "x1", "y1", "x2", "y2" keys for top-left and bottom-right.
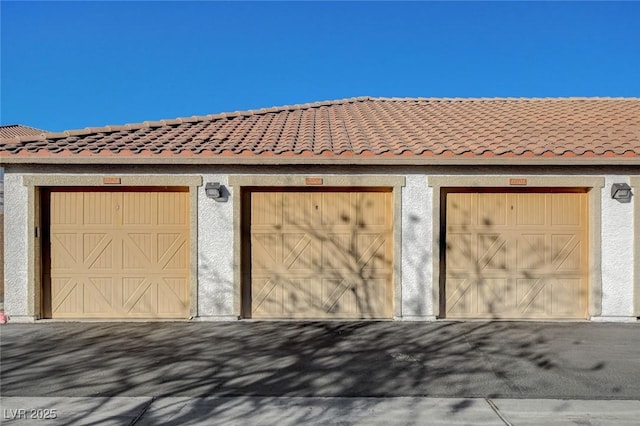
[
  {"x1": 1, "y1": 321, "x2": 639, "y2": 424},
  {"x1": 2, "y1": 321, "x2": 639, "y2": 399}
]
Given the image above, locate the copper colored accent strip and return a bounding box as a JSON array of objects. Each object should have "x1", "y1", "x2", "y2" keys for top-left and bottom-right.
[
  {"x1": 103, "y1": 177, "x2": 121, "y2": 184},
  {"x1": 305, "y1": 177, "x2": 323, "y2": 185},
  {"x1": 509, "y1": 178, "x2": 527, "y2": 185}
]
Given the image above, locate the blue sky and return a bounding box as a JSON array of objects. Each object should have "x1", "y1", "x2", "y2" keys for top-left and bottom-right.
[{"x1": 2, "y1": 1, "x2": 639, "y2": 132}]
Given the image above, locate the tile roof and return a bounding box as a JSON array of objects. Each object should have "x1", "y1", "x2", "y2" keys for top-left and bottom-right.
[
  {"x1": 1, "y1": 97, "x2": 639, "y2": 165},
  {"x1": 0, "y1": 124, "x2": 48, "y2": 139}
]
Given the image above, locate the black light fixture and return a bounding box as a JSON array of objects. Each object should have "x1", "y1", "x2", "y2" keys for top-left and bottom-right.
[
  {"x1": 205, "y1": 182, "x2": 228, "y2": 202},
  {"x1": 611, "y1": 183, "x2": 632, "y2": 203}
]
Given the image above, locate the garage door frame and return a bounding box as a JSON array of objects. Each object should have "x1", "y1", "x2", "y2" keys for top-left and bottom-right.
[
  {"x1": 228, "y1": 175, "x2": 405, "y2": 319},
  {"x1": 22, "y1": 175, "x2": 202, "y2": 320},
  {"x1": 428, "y1": 175, "x2": 605, "y2": 319}
]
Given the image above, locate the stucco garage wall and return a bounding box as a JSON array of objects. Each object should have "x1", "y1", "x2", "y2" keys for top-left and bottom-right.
[
  {"x1": 598, "y1": 175, "x2": 635, "y2": 320},
  {"x1": 3, "y1": 172, "x2": 30, "y2": 320},
  {"x1": 400, "y1": 174, "x2": 434, "y2": 319},
  {"x1": 205, "y1": 168, "x2": 440, "y2": 320},
  {"x1": 2, "y1": 166, "x2": 203, "y2": 321},
  {"x1": 2, "y1": 165, "x2": 638, "y2": 322},
  {"x1": 426, "y1": 170, "x2": 636, "y2": 321},
  {"x1": 197, "y1": 173, "x2": 235, "y2": 319}
]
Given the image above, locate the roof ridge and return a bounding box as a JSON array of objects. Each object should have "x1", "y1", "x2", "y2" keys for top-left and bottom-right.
[{"x1": 0, "y1": 124, "x2": 46, "y2": 130}]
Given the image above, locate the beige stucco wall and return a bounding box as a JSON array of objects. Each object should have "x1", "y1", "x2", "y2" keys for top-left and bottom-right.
[
  {"x1": 3, "y1": 173, "x2": 29, "y2": 321},
  {"x1": 597, "y1": 175, "x2": 636, "y2": 321},
  {"x1": 197, "y1": 172, "x2": 235, "y2": 320},
  {"x1": 2, "y1": 165, "x2": 638, "y2": 322},
  {"x1": 400, "y1": 174, "x2": 434, "y2": 319}
]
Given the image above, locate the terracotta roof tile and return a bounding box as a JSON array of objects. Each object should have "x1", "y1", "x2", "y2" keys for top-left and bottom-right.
[
  {"x1": 0, "y1": 124, "x2": 48, "y2": 139},
  {"x1": 1, "y1": 97, "x2": 639, "y2": 164}
]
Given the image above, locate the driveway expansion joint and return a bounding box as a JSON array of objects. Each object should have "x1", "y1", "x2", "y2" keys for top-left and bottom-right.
[
  {"x1": 128, "y1": 396, "x2": 155, "y2": 426},
  {"x1": 485, "y1": 398, "x2": 513, "y2": 426}
]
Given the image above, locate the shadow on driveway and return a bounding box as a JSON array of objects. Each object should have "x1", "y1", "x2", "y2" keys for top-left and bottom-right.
[{"x1": 1, "y1": 321, "x2": 638, "y2": 402}]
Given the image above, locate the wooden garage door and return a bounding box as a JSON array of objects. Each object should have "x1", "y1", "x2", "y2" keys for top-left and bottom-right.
[
  {"x1": 444, "y1": 190, "x2": 588, "y2": 319},
  {"x1": 248, "y1": 190, "x2": 393, "y2": 319},
  {"x1": 48, "y1": 189, "x2": 190, "y2": 318}
]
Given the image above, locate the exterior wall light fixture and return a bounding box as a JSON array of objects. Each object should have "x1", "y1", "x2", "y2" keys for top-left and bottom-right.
[
  {"x1": 611, "y1": 183, "x2": 632, "y2": 203},
  {"x1": 205, "y1": 182, "x2": 229, "y2": 202}
]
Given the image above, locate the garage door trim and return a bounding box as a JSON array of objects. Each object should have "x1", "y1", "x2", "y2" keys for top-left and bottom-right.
[
  {"x1": 229, "y1": 175, "x2": 405, "y2": 318},
  {"x1": 23, "y1": 175, "x2": 201, "y2": 320},
  {"x1": 428, "y1": 175, "x2": 605, "y2": 319}
]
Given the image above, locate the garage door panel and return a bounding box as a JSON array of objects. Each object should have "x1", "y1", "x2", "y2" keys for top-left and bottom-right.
[
  {"x1": 51, "y1": 278, "x2": 80, "y2": 314},
  {"x1": 446, "y1": 233, "x2": 475, "y2": 270},
  {"x1": 249, "y1": 190, "x2": 393, "y2": 319},
  {"x1": 550, "y1": 278, "x2": 584, "y2": 315},
  {"x1": 124, "y1": 234, "x2": 153, "y2": 268},
  {"x1": 322, "y1": 192, "x2": 354, "y2": 226},
  {"x1": 322, "y1": 277, "x2": 389, "y2": 317},
  {"x1": 478, "y1": 234, "x2": 507, "y2": 271},
  {"x1": 515, "y1": 193, "x2": 546, "y2": 225},
  {"x1": 157, "y1": 233, "x2": 180, "y2": 259},
  {"x1": 362, "y1": 278, "x2": 391, "y2": 316},
  {"x1": 516, "y1": 278, "x2": 547, "y2": 314},
  {"x1": 445, "y1": 191, "x2": 588, "y2": 319},
  {"x1": 323, "y1": 234, "x2": 350, "y2": 270},
  {"x1": 122, "y1": 192, "x2": 154, "y2": 225},
  {"x1": 477, "y1": 193, "x2": 508, "y2": 227},
  {"x1": 84, "y1": 235, "x2": 113, "y2": 270},
  {"x1": 84, "y1": 278, "x2": 115, "y2": 314},
  {"x1": 163, "y1": 244, "x2": 188, "y2": 270},
  {"x1": 157, "y1": 235, "x2": 188, "y2": 269},
  {"x1": 252, "y1": 277, "x2": 321, "y2": 317},
  {"x1": 158, "y1": 278, "x2": 189, "y2": 312},
  {"x1": 157, "y1": 192, "x2": 188, "y2": 225},
  {"x1": 252, "y1": 278, "x2": 280, "y2": 315},
  {"x1": 122, "y1": 278, "x2": 153, "y2": 313},
  {"x1": 283, "y1": 234, "x2": 315, "y2": 271},
  {"x1": 287, "y1": 279, "x2": 321, "y2": 314},
  {"x1": 283, "y1": 192, "x2": 317, "y2": 227},
  {"x1": 357, "y1": 193, "x2": 390, "y2": 227},
  {"x1": 252, "y1": 233, "x2": 279, "y2": 270},
  {"x1": 551, "y1": 235, "x2": 583, "y2": 271},
  {"x1": 83, "y1": 192, "x2": 114, "y2": 225},
  {"x1": 324, "y1": 278, "x2": 365, "y2": 315},
  {"x1": 83, "y1": 233, "x2": 109, "y2": 261},
  {"x1": 49, "y1": 190, "x2": 190, "y2": 319},
  {"x1": 51, "y1": 192, "x2": 81, "y2": 225},
  {"x1": 357, "y1": 233, "x2": 391, "y2": 271},
  {"x1": 52, "y1": 234, "x2": 80, "y2": 269},
  {"x1": 477, "y1": 279, "x2": 511, "y2": 315},
  {"x1": 253, "y1": 232, "x2": 318, "y2": 273},
  {"x1": 447, "y1": 193, "x2": 474, "y2": 226},
  {"x1": 551, "y1": 193, "x2": 583, "y2": 226},
  {"x1": 323, "y1": 278, "x2": 354, "y2": 314},
  {"x1": 517, "y1": 234, "x2": 546, "y2": 270},
  {"x1": 446, "y1": 278, "x2": 474, "y2": 315},
  {"x1": 252, "y1": 193, "x2": 282, "y2": 226},
  {"x1": 82, "y1": 194, "x2": 104, "y2": 225}
]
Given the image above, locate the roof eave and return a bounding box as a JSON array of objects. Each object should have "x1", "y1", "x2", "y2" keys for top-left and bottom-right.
[{"x1": 2, "y1": 155, "x2": 639, "y2": 167}]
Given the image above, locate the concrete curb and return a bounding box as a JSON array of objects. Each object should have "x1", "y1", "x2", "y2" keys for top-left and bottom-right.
[{"x1": 2, "y1": 397, "x2": 640, "y2": 425}]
